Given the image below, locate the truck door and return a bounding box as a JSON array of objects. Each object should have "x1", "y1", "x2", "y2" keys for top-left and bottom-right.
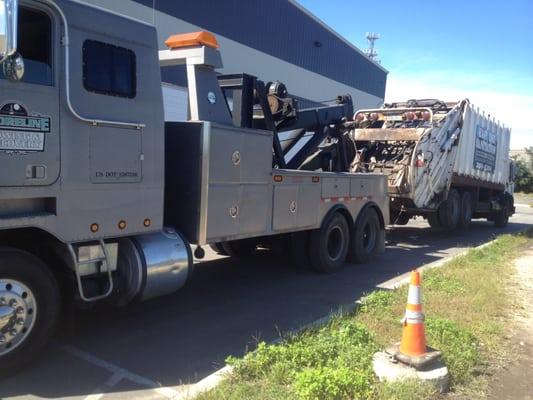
[{"x1": 0, "y1": 4, "x2": 60, "y2": 187}]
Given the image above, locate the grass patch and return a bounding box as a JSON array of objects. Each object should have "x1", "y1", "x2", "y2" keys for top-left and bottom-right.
[
  {"x1": 425, "y1": 318, "x2": 480, "y2": 385},
  {"x1": 225, "y1": 319, "x2": 378, "y2": 399},
  {"x1": 197, "y1": 230, "x2": 532, "y2": 400},
  {"x1": 375, "y1": 379, "x2": 438, "y2": 400}
]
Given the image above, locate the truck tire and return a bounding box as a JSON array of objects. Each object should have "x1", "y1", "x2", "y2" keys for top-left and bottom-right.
[
  {"x1": 493, "y1": 193, "x2": 513, "y2": 228},
  {"x1": 439, "y1": 189, "x2": 460, "y2": 230},
  {"x1": 348, "y1": 208, "x2": 382, "y2": 263},
  {"x1": 0, "y1": 249, "x2": 60, "y2": 376},
  {"x1": 221, "y1": 239, "x2": 257, "y2": 258},
  {"x1": 494, "y1": 204, "x2": 510, "y2": 228},
  {"x1": 309, "y1": 212, "x2": 350, "y2": 273},
  {"x1": 209, "y1": 243, "x2": 228, "y2": 256},
  {"x1": 458, "y1": 192, "x2": 473, "y2": 229},
  {"x1": 427, "y1": 212, "x2": 442, "y2": 229}
]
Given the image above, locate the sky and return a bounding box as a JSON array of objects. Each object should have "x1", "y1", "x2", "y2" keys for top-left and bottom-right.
[{"x1": 296, "y1": 0, "x2": 533, "y2": 149}]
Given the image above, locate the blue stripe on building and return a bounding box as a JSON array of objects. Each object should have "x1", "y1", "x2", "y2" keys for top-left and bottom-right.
[{"x1": 133, "y1": 0, "x2": 387, "y2": 99}]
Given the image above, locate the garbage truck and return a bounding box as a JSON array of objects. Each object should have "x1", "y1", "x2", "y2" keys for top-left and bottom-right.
[
  {"x1": 0, "y1": 0, "x2": 388, "y2": 373},
  {"x1": 349, "y1": 99, "x2": 514, "y2": 230}
]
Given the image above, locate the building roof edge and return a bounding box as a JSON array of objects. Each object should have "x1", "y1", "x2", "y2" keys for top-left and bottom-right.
[{"x1": 288, "y1": 0, "x2": 389, "y2": 74}]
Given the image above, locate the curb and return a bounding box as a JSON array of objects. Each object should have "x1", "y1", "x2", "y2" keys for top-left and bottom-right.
[
  {"x1": 173, "y1": 230, "x2": 528, "y2": 399},
  {"x1": 377, "y1": 238, "x2": 497, "y2": 290},
  {"x1": 172, "y1": 365, "x2": 234, "y2": 400}
]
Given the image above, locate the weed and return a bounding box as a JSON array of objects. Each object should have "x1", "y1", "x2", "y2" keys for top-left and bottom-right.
[
  {"x1": 375, "y1": 379, "x2": 438, "y2": 400},
  {"x1": 423, "y1": 273, "x2": 465, "y2": 295},
  {"x1": 360, "y1": 290, "x2": 395, "y2": 313},
  {"x1": 294, "y1": 366, "x2": 374, "y2": 400},
  {"x1": 426, "y1": 318, "x2": 480, "y2": 385}
]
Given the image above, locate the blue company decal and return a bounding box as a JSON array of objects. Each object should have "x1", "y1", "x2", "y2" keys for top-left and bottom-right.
[
  {"x1": 0, "y1": 102, "x2": 51, "y2": 152},
  {"x1": 473, "y1": 125, "x2": 497, "y2": 173}
]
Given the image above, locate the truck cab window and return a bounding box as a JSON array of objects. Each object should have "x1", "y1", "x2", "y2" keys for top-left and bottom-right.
[
  {"x1": 83, "y1": 40, "x2": 136, "y2": 98},
  {"x1": 0, "y1": 7, "x2": 53, "y2": 86}
]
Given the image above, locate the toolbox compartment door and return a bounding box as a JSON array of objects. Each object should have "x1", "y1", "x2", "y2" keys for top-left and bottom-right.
[
  {"x1": 321, "y1": 176, "x2": 350, "y2": 199},
  {"x1": 272, "y1": 182, "x2": 320, "y2": 232},
  {"x1": 165, "y1": 121, "x2": 273, "y2": 244}
]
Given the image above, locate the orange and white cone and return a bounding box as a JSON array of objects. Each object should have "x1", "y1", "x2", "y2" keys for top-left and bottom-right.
[
  {"x1": 376, "y1": 269, "x2": 449, "y2": 391},
  {"x1": 399, "y1": 270, "x2": 427, "y2": 356}
]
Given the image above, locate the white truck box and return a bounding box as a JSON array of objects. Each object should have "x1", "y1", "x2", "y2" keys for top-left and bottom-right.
[{"x1": 453, "y1": 102, "x2": 511, "y2": 185}]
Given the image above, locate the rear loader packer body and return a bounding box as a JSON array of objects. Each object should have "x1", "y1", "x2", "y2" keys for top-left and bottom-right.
[{"x1": 350, "y1": 99, "x2": 515, "y2": 230}]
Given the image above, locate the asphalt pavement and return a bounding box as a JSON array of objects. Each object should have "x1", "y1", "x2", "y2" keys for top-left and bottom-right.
[{"x1": 1, "y1": 206, "x2": 532, "y2": 400}]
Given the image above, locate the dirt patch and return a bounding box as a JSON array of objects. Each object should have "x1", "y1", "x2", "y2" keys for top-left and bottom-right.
[{"x1": 489, "y1": 246, "x2": 533, "y2": 400}]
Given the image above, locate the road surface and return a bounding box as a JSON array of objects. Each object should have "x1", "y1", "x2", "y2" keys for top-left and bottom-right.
[{"x1": 1, "y1": 207, "x2": 532, "y2": 400}]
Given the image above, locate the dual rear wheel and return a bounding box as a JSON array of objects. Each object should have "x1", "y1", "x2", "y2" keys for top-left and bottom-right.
[
  {"x1": 211, "y1": 208, "x2": 384, "y2": 273},
  {"x1": 307, "y1": 208, "x2": 383, "y2": 273},
  {"x1": 428, "y1": 189, "x2": 472, "y2": 231}
]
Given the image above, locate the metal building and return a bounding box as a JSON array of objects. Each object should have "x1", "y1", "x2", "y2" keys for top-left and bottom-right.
[{"x1": 82, "y1": 0, "x2": 388, "y2": 121}]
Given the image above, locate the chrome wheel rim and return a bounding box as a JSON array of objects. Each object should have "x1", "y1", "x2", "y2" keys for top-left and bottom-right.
[{"x1": 0, "y1": 279, "x2": 37, "y2": 356}]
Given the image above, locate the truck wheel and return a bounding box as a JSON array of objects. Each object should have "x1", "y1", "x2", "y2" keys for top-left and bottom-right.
[
  {"x1": 494, "y1": 204, "x2": 509, "y2": 228},
  {"x1": 309, "y1": 212, "x2": 350, "y2": 273},
  {"x1": 0, "y1": 249, "x2": 60, "y2": 376},
  {"x1": 221, "y1": 239, "x2": 257, "y2": 258},
  {"x1": 209, "y1": 243, "x2": 228, "y2": 256},
  {"x1": 458, "y1": 192, "x2": 473, "y2": 229},
  {"x1": 427, "y1": 212, "x2": 442, "y2": 229},
  {"x1": 439, "y1": 189, "x2": 460, "y2": 230},
  {"x1": 348, "y1": 208, "x2": 382, "y2": 263}
]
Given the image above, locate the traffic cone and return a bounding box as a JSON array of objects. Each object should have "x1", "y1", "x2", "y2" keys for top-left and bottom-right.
[
  {"x1": 376, "y1": 269, "x2": 449, "y2": 391},
  {"x1": 399, "y1": 270, "x2": 427, "y2": 356}
]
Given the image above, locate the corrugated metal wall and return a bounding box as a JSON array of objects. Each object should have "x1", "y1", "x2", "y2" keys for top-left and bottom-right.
[
  {"x1": 133, "y1": 0, "x2": 387, "y2": 99},
  {"x1": 454, "y1": 103, "x2": 511, "y2": 185}
]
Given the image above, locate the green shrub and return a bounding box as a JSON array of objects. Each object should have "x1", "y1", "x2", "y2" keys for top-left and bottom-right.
[
  {"x1": 227, "y1": 321, "x2": 378, "y2": 398},
  {"x1": 514, "y1": 148, "x2": 533, "y2": 193},
  {"x1": 294, "y1": 366, "x2": 374, "y2": 400}
]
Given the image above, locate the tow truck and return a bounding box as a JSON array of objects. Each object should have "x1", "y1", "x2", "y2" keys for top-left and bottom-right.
[{"x1": 0, "y1": 0, "x2": 388, "y2": 373}]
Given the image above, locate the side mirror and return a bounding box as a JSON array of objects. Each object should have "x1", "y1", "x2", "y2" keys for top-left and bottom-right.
[{"x1": 0, "y1": 0, "x2": 18, "y2": 64}]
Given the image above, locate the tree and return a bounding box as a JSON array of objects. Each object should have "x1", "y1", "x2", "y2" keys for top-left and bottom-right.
[
  {"x1": 525, "y1": 147, "x2": 533, "y2": 170},
  {"x1": 513, "y1": 147, "x2": 533, "y2": 193}
]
